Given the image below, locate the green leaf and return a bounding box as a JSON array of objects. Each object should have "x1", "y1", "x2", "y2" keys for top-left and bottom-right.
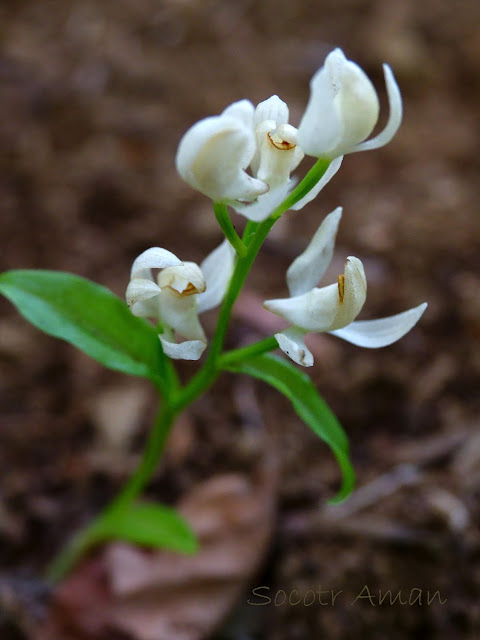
[
  {"x1": 0, "y1": 270, "x2": 165, "y2": 384},
  {"x1": 96, "y1": 502, "x2": 198, "y2": 554},
  {"x1": 224, "y1": 353, "x2": 355, "y2": 502}
]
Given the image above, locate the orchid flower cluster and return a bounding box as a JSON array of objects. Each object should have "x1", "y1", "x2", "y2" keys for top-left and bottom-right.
[
  {"x1": 0, "y1": 48, "x2": 427, "y2": 581},
  {"x1": 127, "y1": 48, "x2": 426, "y2": 366}
]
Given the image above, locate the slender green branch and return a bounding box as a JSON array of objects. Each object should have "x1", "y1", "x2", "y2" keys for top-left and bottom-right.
[
  {"x1": 219, "y1": 336, "x2": 279, "y2": 367},
  {"x1": 269, "y1": 157, "x2": 331, "y2": 220},
  {"x1": 242, "y1": 219, "x2": 259, "y2": 244},
  {"x1": 171, "y1": 336, "x2": 280, "y2": 411},
  {"x1": 163, "y1": 357, "x2": 181, "y2": 395},
  {"x1": 46, "y1": 525, "x2": 99, "y2": 583},
  {"x1": 108, "y1": 403, "x2": 177, "y2": 508},
  {"x1": 214, "y1": 202, "x2": 247, "y2": 257}
]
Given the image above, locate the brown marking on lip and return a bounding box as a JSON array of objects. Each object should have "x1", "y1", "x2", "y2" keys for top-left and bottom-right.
[
  {"x1": 267, "y1": 131, "x2": 295, "y2": 151},
  {"x1": 183, "y1": 282, "x2": 202, "y2": 295},
  {"x1": 165, "y1": 281, "x2": 204, "y2": 297},
  {"x1": 337, "y1": 274, "x2": 345, "y2": 303}
]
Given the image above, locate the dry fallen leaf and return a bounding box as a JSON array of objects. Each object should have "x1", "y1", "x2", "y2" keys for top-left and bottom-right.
[{"x1": 108, "y1": 467, "x2": 276, "y2": 640}]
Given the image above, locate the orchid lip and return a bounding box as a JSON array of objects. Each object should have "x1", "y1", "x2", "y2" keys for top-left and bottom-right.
[{"x1": 268, "y1": 131, "x2": 296, "y2": 151}]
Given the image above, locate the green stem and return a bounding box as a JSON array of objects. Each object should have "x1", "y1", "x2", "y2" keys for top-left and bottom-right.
[
  {"x1": 219, "y1": 336, "x2": 279, "y2": 367},
  {"x1": 207, "y1": 216, "x2": 276, "y2": 363},
  {"x1": 46, "y1": 527, "x2": 100, "y2": 584},
  {"x1": 163, "y1": 357, "x2": 181, "y2": 398},
  {"x1": 210, "y1": 159, "x2": 330, "y2": 359},
  {"x1": 46, "y1": 402, "x2": 177, "y2": 583},
  {"x1": 242, "y1": 219, "x2": 259, "y2": 244},
  {"x1": 108, "y1": 403, "x2": 177, "y2": 508},
  {"x1": 214, "y1": 202, "x2": 247, "y2": 257},
  {"x1": 269, "y1": 157, "x2": 331, "y2": 220}
]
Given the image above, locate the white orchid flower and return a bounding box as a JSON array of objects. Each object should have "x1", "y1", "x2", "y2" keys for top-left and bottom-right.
[
  {"x1": 297, "y1": 48, "x2": 403, "y2": 159},
  {"x1": 175, "y1": 100, "x2": 268, "y2": 207},
  {"x1": 232, "y1": 96, "x2": 304, "y2": 222},
  {"x1": 126, "y1": 240, "x2": 236, "y2": 360},
  {"x1": 263, "y1": 208, "x2": 427, "y2": 366}
]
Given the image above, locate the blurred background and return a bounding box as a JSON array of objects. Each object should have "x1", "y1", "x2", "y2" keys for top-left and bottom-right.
[{"x1": 1, "y1": 0, "x2": 479, "y2": 638}]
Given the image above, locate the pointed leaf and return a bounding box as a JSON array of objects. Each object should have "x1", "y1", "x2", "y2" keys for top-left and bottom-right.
[
  {"x1": 0, "y1": 270, "x2": 165, "y2": 384},
  {"x1": 224, "y1": 353, "x2": 354, "y2": 502},
  {"x1": 97, "y1": 502, "x2": 197, "y2": 554}
]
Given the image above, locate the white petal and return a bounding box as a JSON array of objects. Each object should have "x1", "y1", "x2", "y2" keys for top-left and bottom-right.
[
  {"x1": 222, "y1": 99, "x2": 256, "y2": 128},
  {"x1": 254, "y1": 95, "x2": 289, "y2": 127},
  {"x1": 275, "y1": 328, "x2": 313, "y2": 367},
  {"x1": 329, "y1": 256, "x2": 367, "y2": 330},
  {"x1": 251, "y1": 119, "x2": 302, "y2": 181},
  {"x1": 129, "y1": 298, "x2": 159, "y2": 318},
  {"x1": 175, "y1": 100, "x2": 268, "y2": 204},
  {"x1": 298, "y1": 48, "x2": 380, "y2": 158},
  {"x1": 264, "y1": 284, "x2": 339, "y2": 332},
  {"x1": 256, "y1": 124, "x2": 304, "y2": 186},
  {"x1": 330, "y1": 302, "x2": 427, "y2": 348},
  {"x1": 160, "y1": 336, "x2": 207, "y2": 361},
  {"x1": 250, "y1": 119, "x2": 274, "y2": 179},
  {"x1": 297, "y1": 50, "x2": 344, "y2": 158},
  {"x1": 130, "y1": 247, "x2": 181, "y2": 280},
  {"x1": 233, "y1": 180, "x2": 292, "y2": 222},
  {"x1": 125, "y1": 278, "x2": 160, "y2": 316},
  {"x1": 354, "y1": 64, "x2": 403, "y2": 152},
  {"x1": 197, "y1": 239, "x2": 236, "y2": 313},
  {"x1": 333, "y1": 55, "x2": 379, "y2": 155},
  {"x1": 290, "y1": 156, "x2": 343, "y2": 210},
  {"x1": 157, "y1": 289, "x2": 206, "y2": 342},
  {"x1": 287, "y1": 207, "x2": 342, "y2": 296}
]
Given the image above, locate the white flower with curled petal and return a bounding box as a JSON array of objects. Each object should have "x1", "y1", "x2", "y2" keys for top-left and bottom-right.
[
  {"x1": 126, "y1": 240, "x2": 236, "y2": 361},
  {"x1": 176, "y1": 100, "x2": 268, "y2": 207},
  {"x1": 263, "y1": 208, "x2": 427, "y2": 367},
  {"x1": 233, "y1": 95, "x2": 304, "y2": 222},
  {"x1": 297, "y1": 48, "x2": 403, "y2": 159}
]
